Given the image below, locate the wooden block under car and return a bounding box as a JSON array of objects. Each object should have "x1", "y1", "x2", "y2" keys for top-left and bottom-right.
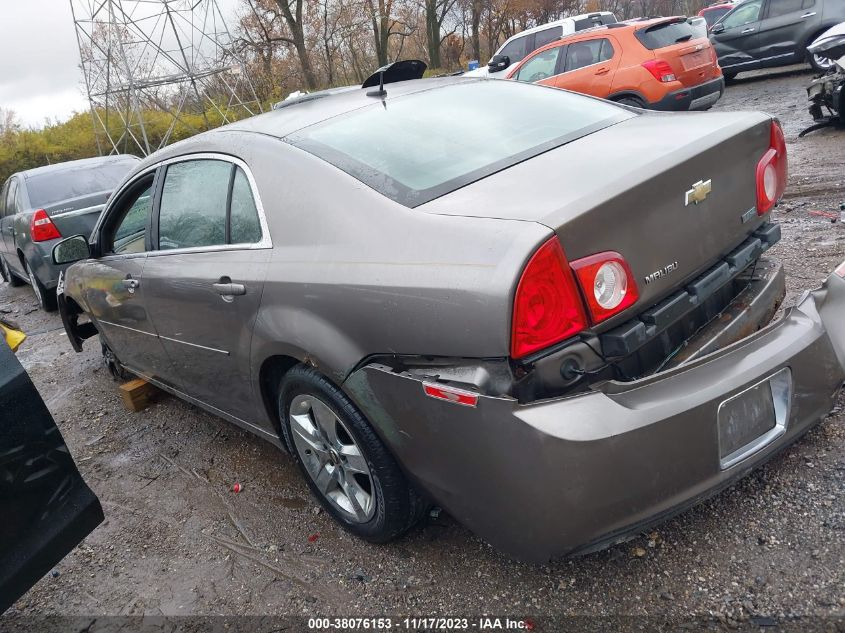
[{"x1": 119, "y1": 378, "x2": 159, "y2": 412}]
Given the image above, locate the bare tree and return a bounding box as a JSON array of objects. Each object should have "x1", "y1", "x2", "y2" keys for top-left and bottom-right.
[
  {"x1": 423, "y1": 0, "x2": 459, "y2": 68},
  {"x1": 0, "y1": 108, "x2": 20, "y2": 137}
]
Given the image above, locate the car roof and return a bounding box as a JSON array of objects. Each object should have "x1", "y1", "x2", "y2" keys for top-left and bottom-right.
[
  {"x1": 504, "y1": 12, "x2": 615, "y2": 38},
  {"x1": 226, "y1": 76, "x2": 477, "y2": 140},
  {"x1": 19, "y1": 154, "x2": 139, "y2": 180},
  {"x1": 524, "y1": 15, "x2": 694, "y2": 48},
  {"x1": 495, "y1": 12, "x2": 616, "y2": 50}
]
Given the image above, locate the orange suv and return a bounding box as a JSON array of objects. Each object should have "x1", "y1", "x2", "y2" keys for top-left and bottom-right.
[{"x1": 506, "y1": 17, "x2": 724, "y2": 111}]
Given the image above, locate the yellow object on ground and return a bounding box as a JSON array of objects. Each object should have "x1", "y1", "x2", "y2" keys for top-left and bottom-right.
[{"x1": 1, "y1": 321, "x2": 26, "y2": 352}]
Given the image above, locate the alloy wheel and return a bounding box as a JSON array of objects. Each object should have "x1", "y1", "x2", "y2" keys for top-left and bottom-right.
[
  {"x1": 813, "y1": 53, "x2": 833, "y2": 71},
  {"x1": 289, "y1": 394, "x2": 375, "y2": 523}
]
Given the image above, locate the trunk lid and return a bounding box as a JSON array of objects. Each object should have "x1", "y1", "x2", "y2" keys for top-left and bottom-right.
[
  {"x1": 41, "y1": 191, "x2": 109, "y2": 240},
  {"x1": 635, "y1": 17, "x2": 721, "y2": 87},
  {"x1": 418, "y1": 110, "x2": 775, "y2": 328}
]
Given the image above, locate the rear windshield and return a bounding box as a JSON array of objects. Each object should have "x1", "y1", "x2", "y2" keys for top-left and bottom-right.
[
  {"x1": 635, "y1": 19, "x2": 702, "y2": 50},
  {"x1": 287, "y1": 81, "x2": 630, "y2": 207},
  {"x1": 26, "y1": 160, "x2": 137, "y2": 208}
]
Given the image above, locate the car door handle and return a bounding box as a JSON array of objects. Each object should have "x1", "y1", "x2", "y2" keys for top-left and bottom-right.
[
  {"x1": 741, "y1": 27, "x2": 755, "y2": 33},
  {"x1": 121, "y1": 278, "x2": 140, "y2": 293},
  {"x1": 594, "y1": 67, "x2": 610, "y2": 75},
  {"x1": 213, "y1": 282, "x2": 246, "y2": 296},
  {"x1": 801, "y1": 11, "x2": 816, "y2": 18}
]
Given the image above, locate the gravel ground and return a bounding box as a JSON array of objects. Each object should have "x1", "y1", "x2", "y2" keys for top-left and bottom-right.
[{"x1": 3, "y1": 65, "x2": 844, "y2": 627}]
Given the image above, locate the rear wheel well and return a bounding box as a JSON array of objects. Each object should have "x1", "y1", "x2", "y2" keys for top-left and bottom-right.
[
  {"x1": 610, "y1": 92, "x2": 647, "y2": 108},
  {"x1": 259, "y1": 355, "x2": 301, "y2": 449}
]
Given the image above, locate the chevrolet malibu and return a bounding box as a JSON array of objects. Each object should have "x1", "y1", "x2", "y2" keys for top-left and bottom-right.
[{"x1": 51, "y1": 78, "x2": 845, "y2": 562}]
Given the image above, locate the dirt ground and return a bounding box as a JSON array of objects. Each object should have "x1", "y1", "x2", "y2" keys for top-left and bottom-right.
[{"x1": 3, "y1": 65, "x2": 845, "y2": 626}]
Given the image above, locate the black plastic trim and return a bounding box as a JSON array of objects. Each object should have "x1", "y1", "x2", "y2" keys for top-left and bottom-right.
[{"x1": 599, "y1": 222, "x2": 780, "y2": 358}]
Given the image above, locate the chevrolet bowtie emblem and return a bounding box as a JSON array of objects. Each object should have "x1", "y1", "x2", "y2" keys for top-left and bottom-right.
[{"x1": 685, "y1": 179, "x2": 712, "y2": 206}]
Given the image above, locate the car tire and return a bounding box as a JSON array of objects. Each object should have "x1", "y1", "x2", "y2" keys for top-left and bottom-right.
[
  {"x1": 24, "y1": 261, "x2": 57, "y2": 312},
  {"x1": 614, "y1": 96, "x2": 646, "y2": 109},
  {"x1": 101, "y1": 341, "x2": 131, "y2": 381},
  {"x1": 1, "y1": 256, "x2": 25, "y2": 287},
  {"x1": 808, "y1": 48, "x2": 833, "y2": 73},
  {"x1": 279, "y1": 364, "x2": 425, "y2": 543}
]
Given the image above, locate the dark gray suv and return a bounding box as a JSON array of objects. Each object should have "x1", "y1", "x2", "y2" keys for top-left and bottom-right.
[{"x1": 710, "y1": 0, "x2": 845, "y2": 78}]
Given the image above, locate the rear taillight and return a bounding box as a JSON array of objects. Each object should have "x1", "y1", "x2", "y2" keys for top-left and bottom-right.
[
  {"x1": 835, "y1": 260, "x2": 845, "y2": 278},
  {"x1": 756, "y1": 120, "x2": 787, "y2": 215},
  {"x1": 571, "y1": 252, "x2": 639, "y2": 323},
  {"x1": 30, "y1": 209, "x2": 61, "y2": 242},
  {"x1": 511, "y1": 237, "x2": 588, "y2": 359},
  {"x1": 642, "y1": 59, "x2": 677, "y2": 83}
]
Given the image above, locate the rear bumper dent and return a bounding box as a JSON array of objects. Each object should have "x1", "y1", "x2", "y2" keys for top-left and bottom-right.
[{"x1": 344, "y1": 271, "x2": 845, "y2": 562}]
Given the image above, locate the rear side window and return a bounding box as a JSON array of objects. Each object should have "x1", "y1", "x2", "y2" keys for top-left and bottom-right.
[
  {"x1": 26, "y1": 160, "x2": 136, "y2": 209},
  {"x1": 288, "y1": 81, "x2": 631, "y2": 207},
  {"x1": 767, "y1": 0, "x2": 802, "y2": 16},
  {"x1": 229, "y1": 168, "x2": 262, "y2": 244},
  {"x1": 6, "y1": 179, "x2": 20, "y2": 215},
  {"x1": 516, "y1": 47, "x2": 562, "y2": 81},
  {"x1": 565, "y1": 38, "x2": 613, "y2": 72},
  {"x1": 533, "y1": 26, "x2": 562, "y2": 50},
  {"x1": 635, "y1": 19, "x2": 699, "y2": 50}
]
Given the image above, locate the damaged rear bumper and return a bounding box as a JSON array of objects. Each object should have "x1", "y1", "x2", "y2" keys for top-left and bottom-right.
[{"x1": 343, "y1": 269, "x2": 845, "y2": 563}]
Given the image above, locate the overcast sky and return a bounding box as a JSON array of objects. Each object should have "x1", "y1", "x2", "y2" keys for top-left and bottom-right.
[{"x1": 0, "y1": 0, "x2": 239, "y2": 128}]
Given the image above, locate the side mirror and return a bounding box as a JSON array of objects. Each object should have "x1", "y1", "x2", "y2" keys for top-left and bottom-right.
[
  {"x1": 488, "y1": 55, "x2": 511, "y2": 73},
  {"x1": 52, "y1": 235, "x2": 91, "y2": 265},
  {"x1": 710, "y1": 23, "x2": 725, "y2": 34}
]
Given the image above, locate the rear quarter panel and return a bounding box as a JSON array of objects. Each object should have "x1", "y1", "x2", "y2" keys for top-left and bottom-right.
[{"x1": 235, "y1": 135, "x2": 551, "y2": 384}]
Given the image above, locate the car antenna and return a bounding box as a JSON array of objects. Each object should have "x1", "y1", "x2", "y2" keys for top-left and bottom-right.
[{"x1": 366, "y1": 70, "x2": 387, "y2": 98}]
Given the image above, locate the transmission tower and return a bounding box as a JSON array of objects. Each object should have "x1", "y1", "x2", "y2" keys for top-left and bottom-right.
[{"x1": 70, "y1": 0, "x2": 263, "y2": 156}]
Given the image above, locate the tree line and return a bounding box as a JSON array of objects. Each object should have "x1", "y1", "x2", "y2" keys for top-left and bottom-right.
[
  {"x1": 1, "y1": 0, "x2": 713, "y2": 182},
  {"x1": 235, "y1": 0, "x2": 714, "y2": 98}
]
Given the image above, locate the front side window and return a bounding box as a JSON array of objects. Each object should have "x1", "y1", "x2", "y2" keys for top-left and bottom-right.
[
  {"x1": 108, "y1": 179, "x2": 154, "y2": 255},
  {"x1": 499, "y1": 36, "x2": 528, "y2": 65},
  {"x1": 565, "y1": 38, "x2": 612, "y2": 72},
  {"x1": 722, "y1": 1, "x2": 763, "y2": 29},
  {"x1": 158, "y1": 160, "x2": 231, "y2": 250},
  {"x1": 516, "y1": 47, "x2": 562, "y2": 82},
  {"x1": 157, "y1": 159, "x2": 263, "y2": 250}
]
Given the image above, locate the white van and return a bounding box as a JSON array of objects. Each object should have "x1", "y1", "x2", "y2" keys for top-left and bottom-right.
[{"x1": 465, "y1": 12, "x2": 617, "y2": 77}]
